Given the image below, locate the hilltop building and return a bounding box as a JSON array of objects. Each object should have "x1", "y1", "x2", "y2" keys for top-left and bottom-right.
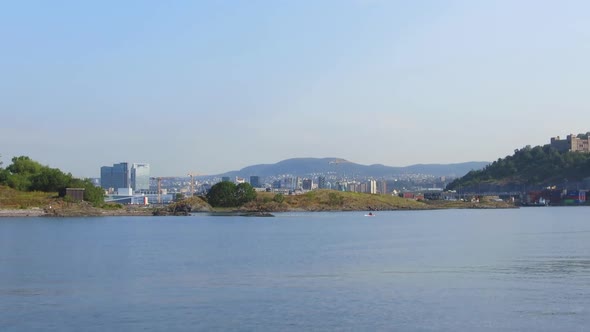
[{"x1": 550, "y1": 134, "x2": 590, "y2": 153}]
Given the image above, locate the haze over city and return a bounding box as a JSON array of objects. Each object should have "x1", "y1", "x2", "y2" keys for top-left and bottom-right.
[{"x1": 2, "y1": 1, "x2": 590, "y2": 177}]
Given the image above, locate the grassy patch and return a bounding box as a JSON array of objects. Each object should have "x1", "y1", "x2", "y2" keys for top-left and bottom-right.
[
  {"x1": 245, "y1": 190, "x2": 429, "y2": 212},
  {"x1": 99, "y1": 203, "x2": 124, "y2": 210},
  {"x1": 0, "y1": 186, "x2": 55, "y2": 209}
]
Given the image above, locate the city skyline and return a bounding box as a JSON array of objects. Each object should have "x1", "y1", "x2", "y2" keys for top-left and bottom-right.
[{"x1": 2, "y1": 1, "x2": 590, "y2": 178}]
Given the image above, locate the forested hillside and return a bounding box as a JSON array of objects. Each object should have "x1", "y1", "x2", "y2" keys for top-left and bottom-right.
[{"x1": 446, "y1": 145, "x2": 590, "y2": 191}]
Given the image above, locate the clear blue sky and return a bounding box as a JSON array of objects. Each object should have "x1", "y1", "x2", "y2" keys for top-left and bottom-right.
[{"x1": 2, "y1": 0, "x2": 590, "y2": 177}]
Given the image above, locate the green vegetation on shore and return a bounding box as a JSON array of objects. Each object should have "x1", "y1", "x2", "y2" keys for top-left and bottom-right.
[
  {"x1": 239, "y1": 190, "x2": 512, "y2": 212},
  {"x1": 0, "y1": 185, "x2": 55, "y2": 209},
  {"x1": 0, "y1": 155, "x2": 515, "y2": 217},
  {"x1": 1, "y1": 184, "x2": 514, "y2": 217},
  {"x1": 258, "y1": 190, "x2": 427, "y2": 211},
  {"x1": 0, "y1": 155, "x2": 104, "y2": 204},
  {"x1": 155, "y1": 189, "x2": 513, "y2": 216},
  {"x1": 0, "y1": 185, "x2": 148, "y2": 216},
  {"x1": 206, "y1": 181, "x2": 257, "y2": 207}
]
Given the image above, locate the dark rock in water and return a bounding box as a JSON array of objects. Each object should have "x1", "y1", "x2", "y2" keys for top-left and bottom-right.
[
  {"x1": 152, "y1": 202, "x2": 194, "y2": 216},
  {"x1": 206, "y1": 211, "x2": 274, "y2": 217},
  {"x1": 173, "y1": 211, "x2": 190, "y2": 216},
  {"x1": 240, "y1": 212, "x2": 275, "y2": 217}
]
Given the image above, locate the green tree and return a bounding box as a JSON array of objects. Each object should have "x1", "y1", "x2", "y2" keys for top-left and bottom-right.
[
  {"x1": 7, "y1": 156, "x2": 42, "y2": 175},
  {"x1": 6, "y1": 173, "x2": 32, "y2": 191},
  {"x1": 0, "y1": 154, "x2": 8, "y2": 185},
  {"x1": 206, "y1": 181, "x2": 257, "y2": 207},
  {"x1": 3, "y1": 156, "x2": 44, "y2": 191},
  {"x1": 30, "y1": 167, "x2": 72, "y2": 192},
  {"x1": 206, "y1": 181, "x2": 238, "y2": 207},
  {"x1": 235, "y1": 182, "x2": 257, "y2": 205}
]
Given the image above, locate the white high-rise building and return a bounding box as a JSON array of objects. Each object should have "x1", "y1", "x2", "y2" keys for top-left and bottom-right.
[
  {"x1": 368, "y1": 179, "x2": 377, "y2": 194},
  {"x1": 131, "y1": 163, "x2": 150, "y2": 191}
]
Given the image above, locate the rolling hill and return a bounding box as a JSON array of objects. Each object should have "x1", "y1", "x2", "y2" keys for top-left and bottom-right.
[{"x1": 217, "y1": 158, "x2": 489, "y2": 179}]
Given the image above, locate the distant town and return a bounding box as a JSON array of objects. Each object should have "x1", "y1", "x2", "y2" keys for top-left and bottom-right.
[
  {"x1": 97, "y1": 161, "x2": 451, "y2": 205},
  {"x1": 94, "y1": 132, "x2": 590, "y2": 206}
]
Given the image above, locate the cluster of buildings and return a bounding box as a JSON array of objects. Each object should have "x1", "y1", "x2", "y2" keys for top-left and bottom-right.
[
  {"x1": 549, "y1": 133, "x2": 590, "y2": 153},
  {"x1": 221, "y1": 175, "x2": 387, "y2": 195},
  {"x1": 100, "y1": 162, "x2": 150, "y2": 193},
  {"x1": 212, "y1": 173, "x2": 450, "y2": 198},
  {"x1": 524, "y1": 188, "x2": 587, "y2": 206},
  {"x1": 99, "y1": 162, "x2": 171, "y2": 204},
  {"x1": 90, "y1": 133, "x2": 590, "y2": 206},
  {"x1": 94, "y1": 159, "x2": 451, "y2": 205}
]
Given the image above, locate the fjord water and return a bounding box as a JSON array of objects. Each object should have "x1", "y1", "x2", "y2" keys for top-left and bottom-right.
[{"x1": 1, "y1": 208, "x2": 589, "y2": 331}]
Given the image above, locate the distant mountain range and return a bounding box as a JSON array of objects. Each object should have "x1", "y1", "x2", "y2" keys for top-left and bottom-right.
[{"x1": 216, "y1": 158, "x2": 489, "y2": 179}]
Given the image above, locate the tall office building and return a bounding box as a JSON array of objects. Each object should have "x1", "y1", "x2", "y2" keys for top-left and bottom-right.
[
  {"x1": 302, "y1": 179, "x2": 313, "y2": 190},
  {"x1": 283, "y1": 177, "x2": 294, "y2": 189},
  {"x1": 295, "y1": 177, "x2": 302, "y2": 190},
  {"x1": 250, "y1": 176, "x2": 261, "y2": 188},
  {"x1": 131, "y1": 163, "x2": 150, "y2": 191},
  {"x1": 100, "y1": 162, "x2": 129, "y2": 190},
  {"x1": 221, "y1": 176, "x2": 231, "y2": 182}
]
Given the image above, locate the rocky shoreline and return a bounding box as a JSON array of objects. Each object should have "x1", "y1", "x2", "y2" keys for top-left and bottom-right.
[
  {"x1": 0, "y1": 206, "x2": 153, "y2": 217},
  {"x1": 0, "y1": 208, "x2": 47, "y2": 217},
  {"x1": 0, "y1": 202, "x2": 517, "y2": 218}
]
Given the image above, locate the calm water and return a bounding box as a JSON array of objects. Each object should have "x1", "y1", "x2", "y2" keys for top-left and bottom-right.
[{"x1": 1, "y1": 208, "x2": 590, "y2": 331}]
